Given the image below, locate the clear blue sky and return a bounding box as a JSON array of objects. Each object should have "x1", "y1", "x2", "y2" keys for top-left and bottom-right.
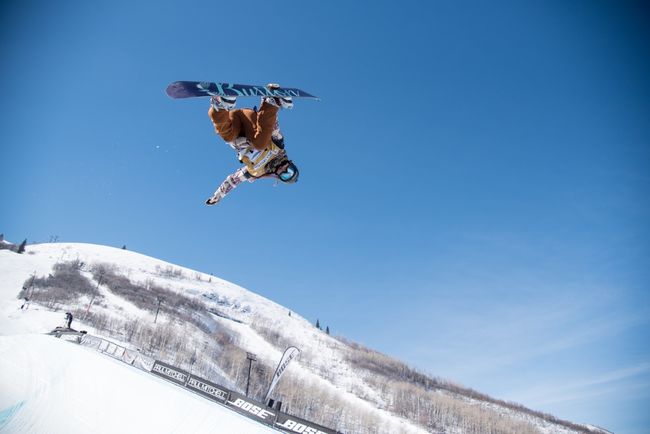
[{"x1": 2, "y1": 1, "x2": 649, "y2": 432}]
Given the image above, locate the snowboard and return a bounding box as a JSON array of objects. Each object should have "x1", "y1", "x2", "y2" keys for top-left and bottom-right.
[
  {"x1": 166, "y1": 81, "x2": 319, "y2": 100},
  {"x1": 47, "y1": 327, "x2": 88, "y2": 338}
]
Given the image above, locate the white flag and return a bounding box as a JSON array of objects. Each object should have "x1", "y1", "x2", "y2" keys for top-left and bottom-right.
[{"x1": 265, "y1": 346, "x2": 301, "y2": 403}]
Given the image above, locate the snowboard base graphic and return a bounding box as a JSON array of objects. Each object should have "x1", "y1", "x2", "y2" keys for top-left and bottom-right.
[{"x1": 166, "y1": 81, "x2": 319, "y2": 100}]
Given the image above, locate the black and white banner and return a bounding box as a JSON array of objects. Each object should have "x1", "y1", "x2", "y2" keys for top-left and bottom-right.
[
  {"x1": 275, "y1": 412, "x2": 340, "y2": 434},
  {"x1": 186, "y1": 374, "x2": 229, "y2": 403},
  {"x1": 150, "y1": 358, "x2": 340, "y2": 433},
  {"x1": 226, "y1": 391, "x2": 276, "y2": 424},
  {"x1": 151, "y1": 360, "x2": 190, "y2": 386},
  {"x1": 265, "y1": 346, "x2": 301, "y2": 402}
]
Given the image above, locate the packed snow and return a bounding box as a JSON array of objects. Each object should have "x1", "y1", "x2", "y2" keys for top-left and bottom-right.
[{"x1": 0, "y1": 334, "x2": 279, "y2": 434}]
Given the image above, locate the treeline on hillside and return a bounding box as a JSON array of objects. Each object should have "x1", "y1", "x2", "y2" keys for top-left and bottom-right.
[
  {"x1": 18, "y1": 261, "x2": 275, "y2": 402},
  {"x1": 338, "y1": 337, "x2": 598, "y2": 434},
  {"x1": 90, "y1": 263, "x2": 208, "y2": 332},
  {"x1": 19, "y1": 260, "x2": 99, "y2": 305},
  {"x1": 247, "y1": 323, "x2": 544, "y2": 434},
  {"x1": 247, "y1": 316, "x2": 543, "y2": 434},
  {"x1": 284, "y1": 373, "x2": 541, "y2": 434},
  {"x1": 20, "y1": 260, "x2": 208, "y2": 332}
]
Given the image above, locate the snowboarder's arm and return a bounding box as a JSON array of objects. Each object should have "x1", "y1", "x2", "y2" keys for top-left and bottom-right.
[{"x1": 205, "y1": 167, "x2": 251, "y2": 205}]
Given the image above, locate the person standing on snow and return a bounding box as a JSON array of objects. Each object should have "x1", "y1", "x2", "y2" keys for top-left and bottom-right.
[
  {"x1": 65, "y1": 312, "x2": 73, "y2": 329},
  {"x1": 205, "y1": 85, "x2": 299, "y2": 205}
]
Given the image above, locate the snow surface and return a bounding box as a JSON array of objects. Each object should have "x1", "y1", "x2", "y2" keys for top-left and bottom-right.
[{"x1": 0, "y1": 334, "x2": 279, "y2": 434}]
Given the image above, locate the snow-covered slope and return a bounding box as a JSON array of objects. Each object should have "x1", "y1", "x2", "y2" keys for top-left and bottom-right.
[
  {"x1": 0, "y1": 243, "x2": 424, "y2": 433},
  {"x1": 0, "y1": 245, "x2": 283, "y2": 433},
  {"x1": 0, "y1": 243, "x2": 607, "y2": 434},
  {"x1": 0, "y1": 334, "x2": 279, "y2": 434}
]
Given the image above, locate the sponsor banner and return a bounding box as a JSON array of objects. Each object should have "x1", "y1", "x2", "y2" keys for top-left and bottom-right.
[
  {"x1": 265, "y1": 346, "x2": 301, "y2": 402},
  {"x1": 150, "y1": 361, "x2": 340, "y2": 434},
  {"x1": 151, "y1": 360, "x2": 190, "y2": 386},
  {"x1": 226, "y1": 391, "x2": 276, "y2": 425},
  {"x1": 275, "y1": 412, "x2": 340, "y2": 434},
  {"x1": 186, "y1": 374, "x2": 230, "y2": 403}
]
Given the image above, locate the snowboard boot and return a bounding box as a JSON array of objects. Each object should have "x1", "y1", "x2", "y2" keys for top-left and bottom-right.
[
  {"x1": 263, "y1": 83, "x2": 293, "y2": 109},
  {"x1": 263, "y1": 95, "x2": 293, "y2": 109},
  {"x1": 210, "y1": 95, "x2": 237, "y2": 111}
]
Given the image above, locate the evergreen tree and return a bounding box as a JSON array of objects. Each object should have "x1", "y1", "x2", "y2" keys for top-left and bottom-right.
[
  {"x1": 326, "y1": 326, "x2": 330, "y2": 335},
  {"x1": 17, "y1": 239, "x2": 27, "y2": 254},
  {"x1": 316, "y1": 319, "x2": 321, "y2": 330}
]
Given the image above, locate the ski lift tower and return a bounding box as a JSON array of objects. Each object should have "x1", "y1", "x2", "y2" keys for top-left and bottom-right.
[{"x1": 245, "y1": 352, "x2": 257, "y2": 397}]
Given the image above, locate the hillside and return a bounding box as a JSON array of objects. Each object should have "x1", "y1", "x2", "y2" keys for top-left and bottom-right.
[{"x1": 0, "y1": 242, "x2": 609, "y2": 434}]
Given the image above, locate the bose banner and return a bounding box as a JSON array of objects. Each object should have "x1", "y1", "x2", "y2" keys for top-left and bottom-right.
[
  {"x1": 226, "y1": 391, "x2": 276, "y2": 424},
  {"x1": 151, "y1": 357, "x2": 341, "y2": 433},
  {"x1": 275, "y1": 412, "x2": 340, "y2": 434},
  {"x1": 265, "y1": 346, "x2": 301, "y2": 402}
]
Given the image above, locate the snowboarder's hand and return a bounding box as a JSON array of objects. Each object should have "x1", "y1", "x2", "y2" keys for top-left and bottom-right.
[{"x1": 205, "y1": 195, "x2": 222, "y2": 206}]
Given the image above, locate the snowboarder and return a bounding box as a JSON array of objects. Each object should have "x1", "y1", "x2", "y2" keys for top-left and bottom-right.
[
  {"x1": 205, "y1": 85, "x2": 299, "y2": 205},
  {"x1": 65, "y1": 312, "x2": 73, "y2": 329}
]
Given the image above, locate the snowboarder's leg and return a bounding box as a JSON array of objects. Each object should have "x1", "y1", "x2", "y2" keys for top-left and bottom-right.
[
  {"x1": 250, "y1": 101, "x2": 279, "y2": 150},
  {"x1": 209, "y1": 106, "x2": 244, "y2": 143},
  {"x1": 208, "y1": 100, "x2": 280, "y2": 150}
]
